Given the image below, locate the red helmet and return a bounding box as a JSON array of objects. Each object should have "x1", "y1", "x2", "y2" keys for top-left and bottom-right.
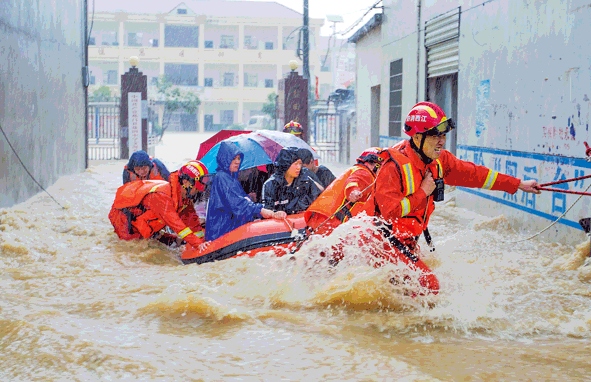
[
  {"x1": 283, "y1": 120, "x2": 303, "y2": 135},
  {"x1": 178, "y1": 160, "x2": 209, "y2": 192},
  {"x1": 403, "y1": 102, "x2": 455, "y2": 137},
  {"x1": 357, "y1": 147, "x2": 383, "y2": 164}
]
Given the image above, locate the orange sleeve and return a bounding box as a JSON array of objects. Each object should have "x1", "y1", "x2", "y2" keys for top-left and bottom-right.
[
  {"x1": 441, "y1": 151, "x2": 520, "y2": 194},
  {"x1": 179, "y1": 204, "x2": 204, "y2": 233},
  {"x1": 373, "y1": 161, "x2": 427, "y2": 223},
  {"x1": 344, "y1": 168, "x2": 375, "y2": 201},
  {"x1": 142, "y1": 193, "x2": 204, "y2": 247}
]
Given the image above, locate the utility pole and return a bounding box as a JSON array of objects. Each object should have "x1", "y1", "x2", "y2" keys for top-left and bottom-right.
[{"x1": 303, "y1": 0, "x2": 310, "y2": 81}]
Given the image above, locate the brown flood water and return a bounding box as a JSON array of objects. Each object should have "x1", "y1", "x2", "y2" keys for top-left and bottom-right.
[{"x1": 1, "y1": 134, "x2": 590, "y2": 381}]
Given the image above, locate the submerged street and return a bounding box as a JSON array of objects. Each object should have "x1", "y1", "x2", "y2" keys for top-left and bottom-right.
[{"x1": 0, "y1": 132, "x2": 590, "y2": 380}]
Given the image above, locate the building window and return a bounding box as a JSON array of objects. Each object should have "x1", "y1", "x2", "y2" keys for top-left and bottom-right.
[
  {"x1": 265, "y1": 42, "x2": 273, "y2": 50},
  {"x1": 106, "y1": 70, "x2": 118, "y2": 85},
  {"x1": 88, "y1": 37, "x2": 96, "y2": 46},
  {"x1": 127, "y1": 32, "x2": 142, "y2": 47},
  {"x1": 149, "y1": 38, "x2": 159, "y2": 47},
  {"x1": 177, "y1": 8, "x2": 187, "y2": 14},
  {"x1": 89, "y1": 75, "x2": 96, "y2": 85},
  {"x1": 164, "y1": 25, "x2": 198, "y2": 48},
  {"x1": 164, "y1": 63, "x2": 198, "y2": 86},
  {"x1": 244, "y1": 36, "x2": 257, "y2": 49},
  {"x1": 264, "y1": 79, "x2": 273, "y2": 88},
  {"x1": 204, "y1": 78, "x2": 213, "y2": 87},
  {"x1": 223, "y1": 73, "x2": 235, "y2": 87},
  {"x1": 205, "y1": 40, "x2": 213, "y2": 48},
  {"x1": 220, "y1": 35, "x2": 234, "y2": 49},
  {"x1": 389, "y1": 59, "x2": 403, "y2": 137},
  {"x1": 221, "y1": 110, "x2": 234, "y2": 126},
  {"x1": 101, "y1": 31, "x2": 118, "y2": 46},
  {"x1": 244, "y1": 74, "x2": 258, "y2": 87},
  {"x1": 204, "y1": 114, "x2": 214, "y2": 131}
]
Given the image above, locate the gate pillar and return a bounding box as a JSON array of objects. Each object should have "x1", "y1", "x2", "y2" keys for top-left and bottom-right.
[
  {"x1": 277, "y1": 60, "x2": 309, "y2": 142},
  {"x1": 120, "y1": 56, "x2": 148, "y2": 159}
]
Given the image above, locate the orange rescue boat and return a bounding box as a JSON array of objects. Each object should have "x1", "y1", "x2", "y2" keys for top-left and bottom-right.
[
  {"x1": 181, "y1": 213, "x2": 307, "y2": 264},
  {"x1": 180, "y1": 213, "x2": 439, "y2": 295}
]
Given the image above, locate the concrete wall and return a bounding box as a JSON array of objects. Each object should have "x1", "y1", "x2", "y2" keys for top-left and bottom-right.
[
  {"x1": 356, "y1": 0, "x2": 591, "y2": 243},
  {"x1": 0, "y1": 0, "x2": 86, "y2": 207},
  {"x1": 455, "y1": 0, "x2": 591, "y2": 242},
  {"x1": 352, "y1": 26, "x2": 382, "y2": 160}
]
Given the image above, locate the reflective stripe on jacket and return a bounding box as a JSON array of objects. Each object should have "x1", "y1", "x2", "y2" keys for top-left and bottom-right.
[
  {"x1": 364, "y1": 140, "x2": 520, "y2": 239},
  {"x1": 109, "y1": 174, "x2": 204, "y2": 247}
]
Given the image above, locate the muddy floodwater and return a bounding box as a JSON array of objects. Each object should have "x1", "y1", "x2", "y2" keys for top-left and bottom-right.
[{"x1": 1, "y1": 132, "x2": 590, "y2": 381}]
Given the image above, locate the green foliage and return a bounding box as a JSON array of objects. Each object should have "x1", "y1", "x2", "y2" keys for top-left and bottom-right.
[
  {"x1": 153, "y1": 75, "x2": 201, "y2": 139},
  {"x1": 261, "y1": 92, "x2": 277, "y2": 120},
  {"x1": 90, "y1": 86, "x2": 113, "y2": 102}
]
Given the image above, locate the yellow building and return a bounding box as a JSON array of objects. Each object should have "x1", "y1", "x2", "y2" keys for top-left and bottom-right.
[{"x1": 88, "y1": 0, "x2": 326, "y2": 132}]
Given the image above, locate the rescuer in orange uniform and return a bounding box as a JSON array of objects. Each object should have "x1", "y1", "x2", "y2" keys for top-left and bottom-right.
[
  {"x1": 108, "y1": 160, "x2": 210, "y2": 249},
  {"x1": 365, "y1": 101, "x2": 541, "y2": 254},
  {"x1": 305, "y1": 147, "x2": 383, "y2": 236},
  {"x1": 122, "y1": 150, "x2": 170, "y2": 184}
]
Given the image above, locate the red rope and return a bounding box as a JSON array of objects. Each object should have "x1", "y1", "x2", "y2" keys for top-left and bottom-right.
[
  {"x1": 538, "y1": 173, "x2": 591, "y2": 187},
  {"x1": 536, "y1": 186, "x2": 591, "y2": 196}
]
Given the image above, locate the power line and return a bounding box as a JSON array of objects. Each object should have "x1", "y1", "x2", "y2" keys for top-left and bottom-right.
[
  {"x1": 338, "y1": 0, "x2": 383, "y2": 37},
  {"x1": 381, "y1": 0, "x2": 499, "y2": 48}
]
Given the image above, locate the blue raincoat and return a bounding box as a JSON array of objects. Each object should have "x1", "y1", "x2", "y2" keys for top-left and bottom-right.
[{"x1": 205, "y1": 141, "x2": 264, "y2": 241}]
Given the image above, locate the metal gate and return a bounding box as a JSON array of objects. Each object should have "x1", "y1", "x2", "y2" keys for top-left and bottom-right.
[
  {"x1": 87, "y1": 101, "x2": 158, "y2": 160},
  {"x1": 88, "y1": 101, "x2": 120, "y2": 160},
  {"x1": 310, "y1": 110, "x2": 351, "y2": 163}
]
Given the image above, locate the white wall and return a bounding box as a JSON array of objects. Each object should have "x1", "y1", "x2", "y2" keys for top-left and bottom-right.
[{"x1": 352, "y1": 26, "x2": 382, "y2": 160}]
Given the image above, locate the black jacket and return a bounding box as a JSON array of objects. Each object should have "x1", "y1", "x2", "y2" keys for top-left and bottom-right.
[
  {"x1": 261, "y1": 148, "x2": 322, "y2": 214},
  {"x1": 316, "y1": 165, "x2": 336, "y2": 188}
]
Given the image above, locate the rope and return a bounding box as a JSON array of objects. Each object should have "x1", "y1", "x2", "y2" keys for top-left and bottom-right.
[
  {"x1": 501, "y1": 181, "x2": 591, "y2": 244},
  {"x1": 0, "y1": 123, "x2": 65, "y2": 209}
]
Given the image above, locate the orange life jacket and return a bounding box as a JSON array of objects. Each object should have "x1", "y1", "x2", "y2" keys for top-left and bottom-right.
[
  {"x1": 305, "y1": 164, "x2": 375, "y2": 228},
  {"x1": 124, "y1": 162, "x2": 164, "y2": 182},
  {"x1": 111, "y1": 180, "x2": 169, "y2": 238},
  {"x1": 368, "y1": 142, "x2": 444, "y2": 239}
]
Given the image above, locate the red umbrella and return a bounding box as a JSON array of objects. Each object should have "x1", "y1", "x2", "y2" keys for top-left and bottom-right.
[{"x1": 196, "y1": 130, "x2": 251, "y2": 160}]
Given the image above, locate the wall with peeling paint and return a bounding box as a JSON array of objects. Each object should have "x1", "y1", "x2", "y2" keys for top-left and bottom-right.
[
  {"x1": 0, "y1": 0, "x2": 86, "y2": 207},
  {"x1": 455, "y1": 0, "x2": 591, "y2": 242},
  {"x1": 355, "y1": 0, "x2": 591, "y2": 243}
]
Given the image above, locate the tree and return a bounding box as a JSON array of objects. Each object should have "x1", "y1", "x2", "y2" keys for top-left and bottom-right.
[
  {"x1": 89, "y1": 85, "x2": 113, "y2": 102},
  {"x1": 261, "y1": 92, "x2": 277, "y2": 121},
  {"x1": 153, "y1": 76, "x2": 201, "y2": 140}
]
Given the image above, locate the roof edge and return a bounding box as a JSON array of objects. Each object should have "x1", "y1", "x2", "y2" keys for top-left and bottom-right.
[{"x1": 348, "y1": 13, "x2": 382, "y2": 44}]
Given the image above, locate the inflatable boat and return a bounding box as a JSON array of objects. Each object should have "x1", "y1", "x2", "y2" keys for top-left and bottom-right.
[
  {"x1": 181, "y1": 213, "x2": 307, "y2": 265},
  {"x1": 180, "y1": 213, "x2": 439, "y2": 295}
]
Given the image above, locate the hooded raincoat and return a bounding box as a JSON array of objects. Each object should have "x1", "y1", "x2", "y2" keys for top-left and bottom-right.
[
  {"x1": 261, "y1": 148, "x2": 322, "y2": 214},
  {"x1": 205, "y1": 141, "x2": 264, "y2": 241}
]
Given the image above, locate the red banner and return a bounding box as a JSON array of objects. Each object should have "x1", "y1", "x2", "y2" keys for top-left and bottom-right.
[{"x1": 315, "y1": 76, "x2": 319, "y2": 100}]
